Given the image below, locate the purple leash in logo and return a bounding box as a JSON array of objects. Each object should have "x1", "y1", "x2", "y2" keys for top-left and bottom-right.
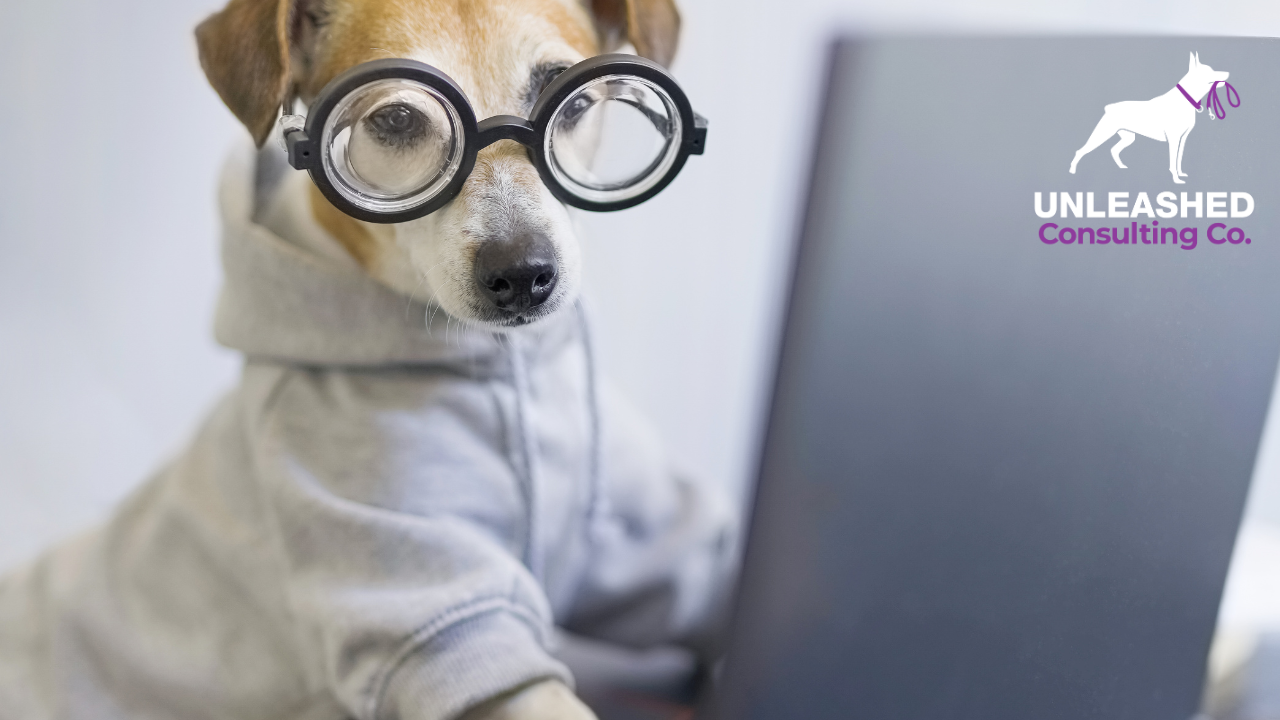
[{"x1": 1177, "y1": 81, "x2": 1241, "y2": 119}]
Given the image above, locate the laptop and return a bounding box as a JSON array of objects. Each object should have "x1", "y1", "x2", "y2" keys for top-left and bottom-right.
[
  {"x1": 694, "y1": 36, "x2": 1280, "y2": 720},
  {"x1": 576, "y1": 35, "x2": 1279, "y2": 720}
]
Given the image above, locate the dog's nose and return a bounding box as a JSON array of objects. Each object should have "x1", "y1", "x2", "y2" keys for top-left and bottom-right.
[{"x1": 475, "y1": 232, "x2": 559, "y2": 314}]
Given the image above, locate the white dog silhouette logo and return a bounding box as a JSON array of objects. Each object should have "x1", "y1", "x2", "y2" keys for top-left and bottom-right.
[{"x1": 1070, "y1": 52, "x2": 1238, "y2": 183}]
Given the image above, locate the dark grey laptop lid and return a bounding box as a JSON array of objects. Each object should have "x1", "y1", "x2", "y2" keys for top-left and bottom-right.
[{"x1": 712, "y1": 37, "x2": 1280, "y2": 720}]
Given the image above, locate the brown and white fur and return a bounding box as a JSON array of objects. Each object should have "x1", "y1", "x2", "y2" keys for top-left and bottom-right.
[
  {"x1": 197, "y1": 0, "x2": 677, "y2": 329},
  {"x1": 195, "y1": 0, "x2": 680, "y2": 716}
]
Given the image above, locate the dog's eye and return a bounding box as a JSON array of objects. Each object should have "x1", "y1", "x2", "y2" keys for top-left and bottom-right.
[
  {"x1": 527, "y1": 64, "x2": 571, "y2": 109},
  {"x1": 538, "y1": 67, "x2": 567, "y2": 94},
  {"x1": 562, "y1": 94, "x2": 594, "y2": 122},
  {"x1": 364, "y1": 103, "x2": 429, "y2": 147}
]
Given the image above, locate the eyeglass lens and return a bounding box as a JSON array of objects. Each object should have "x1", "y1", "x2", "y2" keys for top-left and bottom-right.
[{"x1": 545, "y1": 75, "x2": 683, "y2": 204}]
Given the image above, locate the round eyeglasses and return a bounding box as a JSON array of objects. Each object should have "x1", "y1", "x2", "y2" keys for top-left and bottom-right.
[{"x1": 278, "y1": 54, "x2": 708, "y2": 224}]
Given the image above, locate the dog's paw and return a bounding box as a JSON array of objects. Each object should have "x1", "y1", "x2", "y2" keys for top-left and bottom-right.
[
  {"x1": 461, "y1": 680, "x2": 598, "y2": 720},
  {"x1": 1173, "y1": 177, "x2": 1186, "y2": 184}
]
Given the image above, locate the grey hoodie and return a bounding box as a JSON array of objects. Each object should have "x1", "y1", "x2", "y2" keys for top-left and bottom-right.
[{"x1": 0, "y1": 145, "x2": 738, "y2": 720}]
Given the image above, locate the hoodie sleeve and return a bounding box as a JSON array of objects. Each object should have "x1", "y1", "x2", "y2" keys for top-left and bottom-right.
[
  {"x1": 253, "y1": 366, "x2": 571, "y2": 720},
  {"x1": 562, "y1": 379, "x2": 742, "y2": 658}
]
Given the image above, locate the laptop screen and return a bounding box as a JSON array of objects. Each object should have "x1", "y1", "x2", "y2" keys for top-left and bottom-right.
[{"x1": 712, "y1": 36, "x2": 1280, "y2": 720}]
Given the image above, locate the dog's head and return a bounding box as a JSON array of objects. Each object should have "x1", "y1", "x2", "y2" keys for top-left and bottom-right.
[
  {"x1": 196, "y1": 0, "x2": 679, "y2": 328},
  {"x1": 1185, "y1": 51, "x2": 1230, "y2": 90}
]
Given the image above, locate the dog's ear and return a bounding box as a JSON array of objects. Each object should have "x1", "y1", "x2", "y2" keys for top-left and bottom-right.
[
  {"x1": 196, "y1": 0, "x2": 293, "y2": 147},
  {"x1": 1189, "y1": 51, "x2": 1197, "y2": 72},
  {"x1": 590, "y1": 0, "x2": 681, "y2": 68}
]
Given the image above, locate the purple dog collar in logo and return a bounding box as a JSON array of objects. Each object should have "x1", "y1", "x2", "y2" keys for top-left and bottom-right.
[{"x1": 1177, "y1": 80, "x2": 1241, "y2": 120}]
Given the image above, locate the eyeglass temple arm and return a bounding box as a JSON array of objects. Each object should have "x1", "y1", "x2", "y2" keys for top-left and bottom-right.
[{"x1": 691, "y1": 112, "x2": 708, "y2": 155}]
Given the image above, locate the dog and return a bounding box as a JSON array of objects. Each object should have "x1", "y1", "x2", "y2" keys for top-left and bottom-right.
[
  {"x1": 196, "y1": 0, "x2": 680, "y2": 323},
  {"x1": 0, "y1": 1, "x2": 737, "y2": 719},
  {"x1": 1069, "y1": 52, "x2": 1229, "y2": 184}
]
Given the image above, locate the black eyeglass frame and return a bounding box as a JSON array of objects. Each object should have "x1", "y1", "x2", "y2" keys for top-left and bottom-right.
[{"x1": 283, "y1": 53, "x2": 708, "y2": 224}]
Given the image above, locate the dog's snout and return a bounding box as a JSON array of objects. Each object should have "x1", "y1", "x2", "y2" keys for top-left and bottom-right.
[{"x1": 475, "y1": 232, "x2": 559, "y2": 314}]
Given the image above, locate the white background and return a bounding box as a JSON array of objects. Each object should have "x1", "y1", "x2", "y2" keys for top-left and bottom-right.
[{"x1": 0, "y1": 0, "x2": 1277, "y2": 632}]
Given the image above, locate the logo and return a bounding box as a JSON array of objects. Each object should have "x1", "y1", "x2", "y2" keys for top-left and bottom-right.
[
  {"x1": 1038, "y1": 50, "x2": 1250, "y2": 251},
  {"x1": 1069, "y1": 52, "x2": 1234, "y2": 184},
  {"x1": 1035, "y1": 191, "x2": 1253, "y2": 250}
]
